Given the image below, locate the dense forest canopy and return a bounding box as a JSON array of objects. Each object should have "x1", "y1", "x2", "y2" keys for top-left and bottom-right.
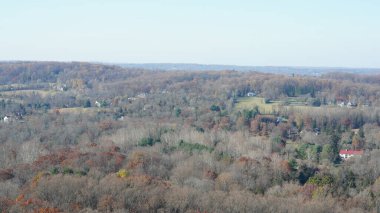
[{"x1": 1, "y1": 62, "x2": 380, "y2": 212}]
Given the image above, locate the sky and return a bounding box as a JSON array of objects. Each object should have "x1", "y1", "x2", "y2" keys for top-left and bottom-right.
[{"x1": 1, "y1": 0, "x2": 380, "y2": 67}]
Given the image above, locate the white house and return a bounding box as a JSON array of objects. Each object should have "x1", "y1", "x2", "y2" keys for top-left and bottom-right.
[
  {"x1": 54, "y1": 84, "x2": 67, "y2": 92},
  {"x1": 137, "y1": 93, "x2": 147, "y2": 99},
  {"x1": 3, "y1": 116, "x2": 9, "y2": 123},
  {"x1": 95, "y1": 101, "x2": 101, "y2": 108},
  {"x1": 247, "y1": 92, "x2": 256, "y2": 97},
  {"x1": 339, "y1": 150, "x2": 363, "y2": 160},
  {"x1": 347, "y1": 102, "x2": 357, "y2": 108}
]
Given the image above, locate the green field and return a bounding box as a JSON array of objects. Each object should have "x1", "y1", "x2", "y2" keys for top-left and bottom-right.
[
  {"x1": 48, "y1": 107, "x2": 113, "y2": 115},
  {"x1": 0, "y1": 89, "x2": 59, "y2": 98},
  {"x1": 235, "y1": 97, "x2": 316, "y2": 114},
  {"x1": 235, "y1": 97, "x2": 280, "y2": 114}
]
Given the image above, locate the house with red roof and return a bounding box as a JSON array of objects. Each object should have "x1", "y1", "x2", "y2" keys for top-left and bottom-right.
[{"x1": 339, "y1": 150, "x2": 364, "y2": 160}]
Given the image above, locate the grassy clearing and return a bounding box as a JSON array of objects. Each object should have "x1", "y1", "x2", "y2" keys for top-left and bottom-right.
[
  {"x1": 49, "y1": 107, "x2": 102, "y2": 114},
  {"x1": 235, "y1": 97, "x2": 324, "y2": 114},
  {"x1": 0, "y1": 89, "x2": 59, "y2": 98},
  {"x1": 235, "y1": 97, "x2": 280, "y2": 114}
]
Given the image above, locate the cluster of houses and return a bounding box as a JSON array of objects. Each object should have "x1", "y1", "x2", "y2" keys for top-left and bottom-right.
[
  {"x1": 53, "y1": 84, "x2": 68, "y2": 92},
  {"x1": 127, "y1": 93, "x2": 147, "y2": 102},
  {"x1": 338, "y1": 101, "x2": 357, "y2": 108},
  {"x1": 1, "y1": 114, "x2": 23, "y2": 123},
  {"x1": 94, "y1": 92, "x2": 151, "y2": 108}
]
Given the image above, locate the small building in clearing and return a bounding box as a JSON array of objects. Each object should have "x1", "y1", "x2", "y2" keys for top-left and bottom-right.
[
  {"x1": 339, "y1": 150, "x2": 363, "y2": 160},
  {"x1": 247, "y1": 92, "x2": 256, "y2": 97},
  {"x1": 95, "y1": 101, "x2": 101, "y2": 108},
  {"x1": 3, "y1": 116, "x2": 9, "y2": 123}
]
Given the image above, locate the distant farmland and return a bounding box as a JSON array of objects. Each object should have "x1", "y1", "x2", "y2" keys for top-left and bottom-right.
[{"x1": 235, "y1": 97, "x2": 324, "y2": 114}]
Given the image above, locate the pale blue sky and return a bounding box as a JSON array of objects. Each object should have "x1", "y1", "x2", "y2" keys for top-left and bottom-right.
[{"x1": 1, "y1": 0, "x2": 379, "y2": 67}]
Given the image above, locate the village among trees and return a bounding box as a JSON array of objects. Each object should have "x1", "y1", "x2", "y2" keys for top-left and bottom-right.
[{"x1": 1, "y1": 62, "x2": 380, "y2": 212}]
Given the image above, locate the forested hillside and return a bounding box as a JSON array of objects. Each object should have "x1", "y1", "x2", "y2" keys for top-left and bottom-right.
[{"x1": 1, "y1": 62, "x2": 380, "y2": 212}]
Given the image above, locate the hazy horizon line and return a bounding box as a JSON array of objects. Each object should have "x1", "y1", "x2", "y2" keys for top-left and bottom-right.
[{"x1": 1, "y1": 60, "x2": 380, "y2": 70}]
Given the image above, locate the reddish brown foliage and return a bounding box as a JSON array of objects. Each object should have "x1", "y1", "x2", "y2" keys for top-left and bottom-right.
[
  {"x1": 237, "y1": 157, "x2": 259, "y2": 167},
  {"x1": 88, "y1": 142, "x2": 97, "y2": 147},
  {"x1": 109, "y1": 145, "x2": 121, "y2": 152},
  {"x1": 301, "y1": 184, "x2": 318, "y2": 199},
  {"x1": 54, "y1": 109, "x2": 60, "y2": 115},
  {"x1": 15, "y1": 194, "x2": 25, "y2": 203},
  {"x1": 33, "y1": 207, "x2": 60, "y2": 213},
  {"x1": 127, "y1": 151, "x2": 145, "y2": 169},
  {"x1": 126, "y1": 175, "x2": 153, "y2": 186},
  {"x1": 98, "y1": 120, "x2": 115, "y2": 131},
  {"x1": 114, "y1": 154, "x2": 126, "y2": 167},
  {"x1": 98, "y1": 195, "x2": 115, "y2": 212},
  {"x1": 33, "y1": 149, "x2": 71, "y2": 168},
  {"x1": 280, "y1": 160, "x2": 292, "y2": 173},
  {"x1": 204, "y1": 170, "x2": 218, "y2": 180},
  {"x1": 0, "y1": 197, "x2": 16, "y2": 211},
  {"x1": 0, "y1": 169, "x2": 14, "y2": 181}
]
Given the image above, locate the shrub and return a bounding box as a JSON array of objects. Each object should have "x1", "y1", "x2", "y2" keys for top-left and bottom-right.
[
  {"x1": 50, "y1": 167, "x2": 59, "y2": 175},
  {"x1": 309, "y1": 98, "x2": 321, "y2": 107},
  {"x1": 63, "y1": 167, "x2": 74, "y2": 175},
  {"x1": 210, "y1": 105, "x2": 220, "y2": 112},
  {"x1": 307, "y1": 173, "x2": 334, "y2": 186},
  {"x1": 288, "y1": 159, "x2": 298, "y2": 171},
  {"x1": 178, "y1": 140, "x2": 214, "y2": 154},
  {"x1": 75, "y1": 170, "x2": 87, "y2": 176},
  {"x1": 195, "y1": 126, "x2": 205, "y2": 133},
  {"x1": 138, "y1": 137, "x2": 155, "y2": 146},
  {"x1": 84, "y1": 99, "x2": 91, "y2": 108},
  {"x1": 175, "y1": 108, "x2": 181, "y2": 117}
]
